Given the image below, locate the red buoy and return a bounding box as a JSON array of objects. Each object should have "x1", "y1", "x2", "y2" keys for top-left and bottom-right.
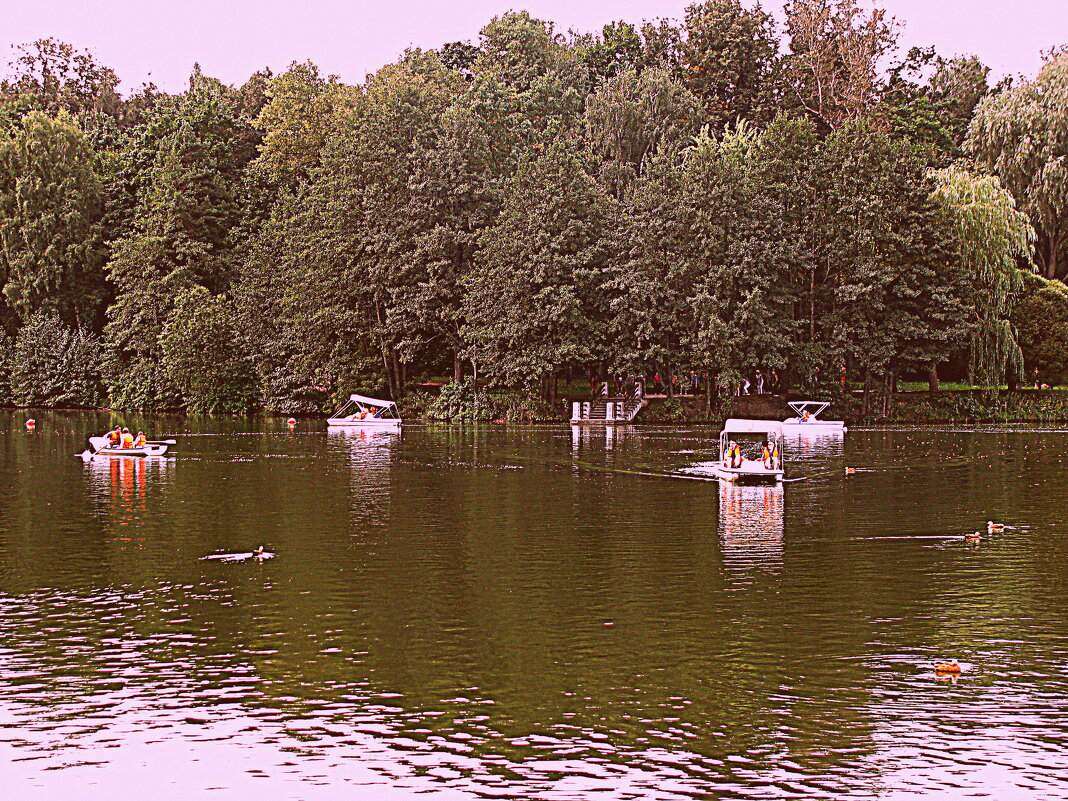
[
  {"x1": 286, "y1": 417, "x2": 297, "y2": 428},
  {"x1": 25, "y1": 418, "x2": 36, "y2": 430}
]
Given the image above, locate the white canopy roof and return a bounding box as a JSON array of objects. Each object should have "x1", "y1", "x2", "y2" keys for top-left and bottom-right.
[
  {"x1": 722, "y1": 419, "x2": 784, "y2": 436},
  {"x1": 347, "y1": 393, "x2": 396, "y2": 408},
  {"x1": 788, "y1": 400, "x2": 830, "y2": 416}
]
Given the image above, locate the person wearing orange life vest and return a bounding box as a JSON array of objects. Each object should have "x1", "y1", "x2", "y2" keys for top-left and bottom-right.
[
  {"x1": 724, "y1": 440, "x2": 742, "y2": 468},
  {"x1": 134, "y1": 431, "x2": 147, "y2": 447},
  {"x1": 762, "y1": 440, "x2": 779, "y2": 470},
  {"x1": 107, "y1": 427, "x2": 122, "y2": 448},
  {"x1": 120, "y1": 427, "x2": 134, "y2": 449}
]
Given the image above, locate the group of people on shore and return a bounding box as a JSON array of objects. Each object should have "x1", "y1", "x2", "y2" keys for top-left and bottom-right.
[
  {"x1": 593, "y1": 369, "x2": 787, "y2": 398},
  {"x1": 102, "y1": 426, "x2": 147, "y2": 449}
]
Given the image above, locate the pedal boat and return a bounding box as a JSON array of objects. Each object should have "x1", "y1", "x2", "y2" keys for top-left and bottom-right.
[
  {"x1": 782, "y1": 400, "x2": 847, "y2": 432},
  {"x1": 86, "y1": 436, "x2": 170, "y2": 457},
  {"x1": 327, "y1": 393, "x2": 402, "y2": 428},
  {"x1": 714, "y1": 419, "x2": 785, "y2": 483}
]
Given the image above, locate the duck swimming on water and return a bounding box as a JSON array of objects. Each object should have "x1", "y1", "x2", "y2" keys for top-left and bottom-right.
[
  {"x1": 987, "y1": 521, "x2": 1005, "y2": 533},
  {"x1": 964, "y1": 531, "x2": 982, "y2": 542}
]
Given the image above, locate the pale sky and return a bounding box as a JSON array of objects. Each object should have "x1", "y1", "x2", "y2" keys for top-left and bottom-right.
[{"x1": 3, "y1": 0, "x2": 1064, "y2": 94}]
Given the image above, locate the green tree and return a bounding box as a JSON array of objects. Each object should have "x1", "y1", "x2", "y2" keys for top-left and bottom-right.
[
  {"x1": 966, "y1": 50, "x2": 1068, "y2": 279},
  {"x1": 930, "y1": 164, "x2": 1035, "y2": 386},
  {"x1": 463, "y1": 143, "x2": 613, "y2": 400},
  {"x1": 160, "y1": 286, "x2": 257, "y2": 413},
  {"x1": 681, "y1": 0, "x2": 781, "y2": 128},
  {"x1": 8, "y1": 310, "x2": 104, "y2": 407},
  {"x1": 584, "y1": 67, "x2": 701, "y2": 197},
  {"x1": 252, "y1": 61, "x2": 355, "y2": 188},
  {"x1": 1011, "y1": 271, "x2": 1068, "y2": 383},
  {"x1": 0, "y1": 111, "x2": 107, "y2": 328},
  {"x1": 0, "y1": 39, "x2": 121, "y2": 131}
]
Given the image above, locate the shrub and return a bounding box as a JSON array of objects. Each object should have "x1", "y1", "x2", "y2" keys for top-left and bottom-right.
[
  {"x1": 1012, "y1": 271, "x2": 1068, "y2": 383},
  {"x1": 8, "y1": 311, "x2": 104, "y2": 407},
  {"x1": 159, "y1": 287, "x2": 259, "y2": 414}
]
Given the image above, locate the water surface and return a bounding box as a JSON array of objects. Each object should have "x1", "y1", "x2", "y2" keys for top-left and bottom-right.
[{"x1": 2, "y1": 412, "x2": 1067, "y2": 799}]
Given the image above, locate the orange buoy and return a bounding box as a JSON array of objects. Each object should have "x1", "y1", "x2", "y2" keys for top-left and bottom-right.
[
  {"x1": 935, "y1": 661, "x2": 961, "y2": 674},
  {"x1": 25, "y1": 418, "x2": 35, "y2": 430}
]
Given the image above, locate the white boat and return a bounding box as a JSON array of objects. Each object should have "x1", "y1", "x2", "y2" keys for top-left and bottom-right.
[
  {"x1": 713, "y1": 419, "x2": 785, "y2": 482},
  {"x1": 84, "y1": 436, "x2": 172, "y2": 457},
  {"x1": 781, "y1": 401, "x2": 847, "y2": 432},
  {"x1": 327, "y1": 393, "x2": 402, "y2": 427}
]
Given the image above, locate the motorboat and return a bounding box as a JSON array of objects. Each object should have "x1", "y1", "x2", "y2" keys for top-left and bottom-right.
[
  {"x1": 713, "y1": 419, "x2": 785, "y2": 482},
  {"x1": 781, "y1": 401, "x2": 847, "y2": 432},
  {"x1": 327, "y1": 393, "x2": 402, "y2": 427},
  {"x1": 84, "y1": 436, "x2": 172, "y2": 457}
]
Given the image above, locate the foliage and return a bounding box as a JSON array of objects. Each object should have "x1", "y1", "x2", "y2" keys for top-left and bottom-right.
[
  {"x1": 681, "y1": 0, "x2": 781, "y2": 128},
  {"x1": 8, "y1": 310, "x2": 104, "y2": 407},
  {"x1": 0, "y1": 12, "x2": 1058, "y2": 417},
  {"x1": 930, "y1": 164, "x2": 1034, "y2": 385},
  {"x1": 0, "y1": 111, "x2": 107, "y2": 328},
  {"x1": 783, "y1": 0, "x2": 898, "y2": 129},
  {"x1": 967, "y1": 50, "x2": 1068, "y2": 279},
  {"x1": 160, "y1": 286, "x2": 257, "y2": 413},
  {"x1": 1011, "y1": 271, "x2": 1068, "y2": 382}
]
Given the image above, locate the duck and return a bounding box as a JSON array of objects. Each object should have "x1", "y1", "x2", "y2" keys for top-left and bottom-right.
[
  {"x1": 964, "y1": 531, "x2": 982, "y2": 542},
  {"x1": 987, "y1": 521, "x2": 1005, "y2": 533},
  {"x1": 845, "y1": 467, "x2": 856, "y2": 475},
  {"x1": 935, "y1": 661, "x2": 961, "y2": 674}
]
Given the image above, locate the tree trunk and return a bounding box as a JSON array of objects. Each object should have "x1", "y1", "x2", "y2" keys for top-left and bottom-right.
[
  {"x1": 928, "y1": 362, "x2": 939, "y2": 393},
  {"x1": 861, "y1": 367, "x2": 871, "y2": 418},
  {"x1": 453, "y1": 354, "x2": 463, "y2": 384}
]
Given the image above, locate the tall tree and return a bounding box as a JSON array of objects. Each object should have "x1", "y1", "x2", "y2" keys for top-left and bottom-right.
[
  {"x1": 681, "y1": 0, "x2": 781, "y2": 128},
  {"x1": 966, "y1": 50, "x2": 1068, "y2": 280},
  {"x1": 783, "y1": 0, "x2": 898, "y2": 130},
  {"x1": 0, "y1": 39, "x2": 121, "y2": 131},
  {"x1": 0, "y1": 111, "x2": 107, "y2": 328},
  {"x1": 463, "y1": 142, "x2": 613, "y2": 399},
  {"x1": 930, "y1": 164, "x2": 1035, "y2": 386}
]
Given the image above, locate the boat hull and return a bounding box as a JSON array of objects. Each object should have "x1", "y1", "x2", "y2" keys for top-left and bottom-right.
[
  {"x1": 713, "y1": 463, "x2": 784, "y2": 483},
  {"x1": 782, "y1": 420, "x2": 847, "y2": 432},
  {"x1": 86, "y1": 436, "x2": 169, "y2": 457}
]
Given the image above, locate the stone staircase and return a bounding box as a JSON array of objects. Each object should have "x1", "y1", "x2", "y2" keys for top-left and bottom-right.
[{"x1": 571, "y1": 396, "x2": 645, "y2": 423}]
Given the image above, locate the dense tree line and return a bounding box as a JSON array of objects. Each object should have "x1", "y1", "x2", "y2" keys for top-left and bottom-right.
[{"x1": 0, "y1": 1, "x2": 1066, "y2": 415}]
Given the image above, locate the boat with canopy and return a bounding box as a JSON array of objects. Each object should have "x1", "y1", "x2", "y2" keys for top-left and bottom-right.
[
  {"x1": 714, "y1": 419, "x2": 785, "y2": 482},
  {"x1": 83, "y1": 436, "x2": 173, "y2": 457},
  {"x1": 327, "y1": 393, "x2": 402, "y2": 428},
  {"x1": 781, "y1": 401, "x2": 847, "y2": 432}
]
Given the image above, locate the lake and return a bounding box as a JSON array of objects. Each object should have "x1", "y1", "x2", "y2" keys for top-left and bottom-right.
[{"x1": 2, "y1": 411, "x2": 1067, "y2": 799}]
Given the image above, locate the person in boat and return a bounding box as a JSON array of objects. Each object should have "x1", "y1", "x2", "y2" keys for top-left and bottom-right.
[
  {"x1": 724, "y1": 440, "x2": 742, "y2": 468},
  {"x1": 120, "y1": 427, "x2": 134, "y2": 449},
  {"x1": 762, "y1": 440, "x2": 779, "y2": 470},
  {"x1": 107, "y1": 427, "x2": 122, "y2": 449},
  {"x1": 801, "y1": 410, "x2": 811, "y2": 422},
  {"x1": 134, "y1": 431, "x2": 147, "y2": 447}
]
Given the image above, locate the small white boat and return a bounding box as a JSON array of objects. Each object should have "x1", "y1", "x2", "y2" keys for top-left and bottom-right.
[
  {"x1": 84, "y1": 436, "x2": 172, "y2": 457},
  {"x1": 782, "y1": 401, "x2": 847, "y2": 432},
  {"x1": 713, "y1": 419, "x2": 785, "y2": 483},
  {"x1": 327, "y1": 393, "x2": 402, "y2": 427}
]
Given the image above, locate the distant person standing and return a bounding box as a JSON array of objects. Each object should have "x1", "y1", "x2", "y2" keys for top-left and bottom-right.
[
  {"x1": 654, "y1": 372, "x2": 663, "y2": 394},
  {"x1": 755, "y1": 370, "x2": 765, "y2": 394}
]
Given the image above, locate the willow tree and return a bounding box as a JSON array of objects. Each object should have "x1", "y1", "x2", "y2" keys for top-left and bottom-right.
[
  {"x1": 966, "y1": 51, "x2": 1068, "y2": 280},
  {"x1": 930, "y1": 165, "x2": 1034, "y2": 387}
]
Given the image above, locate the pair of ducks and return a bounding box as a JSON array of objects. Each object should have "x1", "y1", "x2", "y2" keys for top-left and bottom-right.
[{"x1": 964, "y1": 521, "x2": 1005, "y2": 542}]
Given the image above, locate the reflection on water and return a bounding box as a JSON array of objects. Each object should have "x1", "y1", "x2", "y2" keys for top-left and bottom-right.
[
  {"x1": 3, "y1": 414, "x2": 1068, "y2": 800},
  {"x1": 718, "y1": 482, "x2": 784, "y2": 570}
]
